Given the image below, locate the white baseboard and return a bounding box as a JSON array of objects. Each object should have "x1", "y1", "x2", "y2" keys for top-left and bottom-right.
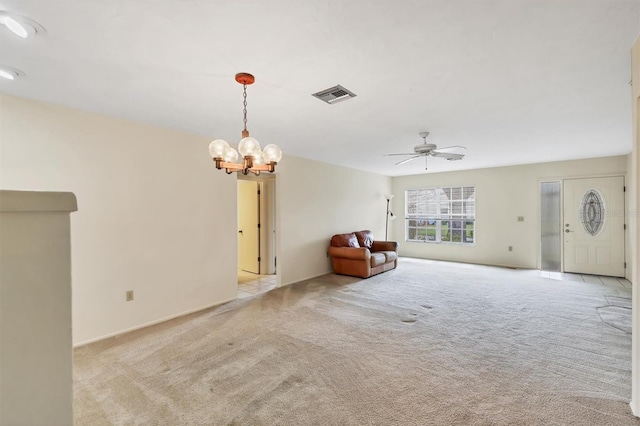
[
  {"x1": 280, "y1": 271, "x2": 332, "y2": 287},
  {"x1": 73, "y1": 296, "x2": 237, "y2": 348},
  {"x1": 631, "y1": 401, "x2": 639, "y2": 417}
]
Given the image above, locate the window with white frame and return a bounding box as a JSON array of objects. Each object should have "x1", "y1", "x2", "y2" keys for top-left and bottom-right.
[{"x1": 405, "y1": 186, "x2": 475, "y2": 244}]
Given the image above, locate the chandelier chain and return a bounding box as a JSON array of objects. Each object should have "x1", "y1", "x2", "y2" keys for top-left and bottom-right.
[{"x1": 242, "y1": 84, "x2": 248, "y2": 132}]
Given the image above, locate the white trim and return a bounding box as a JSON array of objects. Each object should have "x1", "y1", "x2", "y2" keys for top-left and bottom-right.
[{"x1": 73, "y1": 296, "x2": 237, "y2": 348}]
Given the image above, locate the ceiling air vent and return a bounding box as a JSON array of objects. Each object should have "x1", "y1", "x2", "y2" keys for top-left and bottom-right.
[{"x1": 312, "y1": 84, "x2": 357, "y2": 105}]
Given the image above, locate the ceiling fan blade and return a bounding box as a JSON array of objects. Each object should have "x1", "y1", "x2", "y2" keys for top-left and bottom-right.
[
  {"x1": 395, "y1": 155, "x2": 421, "y2": 165},
  {"x1": 432, "y1": 152, "x2": 464, "y2": 160},
  {"x1": 384, "y1": 153, "x2": 417, "y2": 156},
  {"x1": 435, "y1": 145, "x2": 467, "y2": 152}
]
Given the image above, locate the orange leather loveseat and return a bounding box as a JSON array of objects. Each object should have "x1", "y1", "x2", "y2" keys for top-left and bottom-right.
[{"x1": 328, "y1": 230, "x2": 398, "y2": 278}]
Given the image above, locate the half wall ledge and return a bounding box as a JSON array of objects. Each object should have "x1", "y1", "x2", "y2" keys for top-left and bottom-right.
[{"x1": 0, "y1": 189, "x2": 78, "y2": 212}]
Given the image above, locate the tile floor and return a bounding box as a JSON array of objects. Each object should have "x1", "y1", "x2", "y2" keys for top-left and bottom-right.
[
  {"x1": 539, "y1": 270, "x2": 632, "y2": 289},
  {"x1": 537, "y1": 270, "x2": 632, "y2": 334},
  {"x1": 237, "y1": 270, "x2": 277, "y2": 299}
]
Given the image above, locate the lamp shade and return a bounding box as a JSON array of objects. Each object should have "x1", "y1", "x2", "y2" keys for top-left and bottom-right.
[
  {"x1": 224, "y1": 146, "x2": 239, "y2": 163},
  {"x1": 209, "y1": 139, "x2": 230, "y2": 158},
  {"x1": 384, "y1": 194, "x2": 394, "y2": 201},
  {"x1": 263, "y1": 144, "x2": 282, "y2": 163},
  {"x1": 252, "y1": 151, "x2": 266, "y2": 165},
  {"x1": 238, "y1": 137, "x2": 261, "y2": 157}
]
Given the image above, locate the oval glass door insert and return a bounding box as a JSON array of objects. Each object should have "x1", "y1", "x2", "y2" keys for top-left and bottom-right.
[{"x1": 580, "y1": 189, "x2": 605, "y2": 236}]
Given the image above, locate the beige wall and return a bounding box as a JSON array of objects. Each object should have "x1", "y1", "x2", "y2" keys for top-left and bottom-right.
[
  {"x1": 0, "y1": 94, "x2": 392, "y2": 345},
  {"x1": 276, "y1": 156, "x2": 392, "y2": 285},
  {"x1": 628, "y1": 151, "x2": 635, "y2": 285},
  {"x1": 0, "y1": 94, "x2": 238, "y2": 345},
  {"x1": 630, "y1": 36, "x2": 640, "y2": 416},
  {"x1": 391, "y1": 156, "x2": 627, "y2": 270}
]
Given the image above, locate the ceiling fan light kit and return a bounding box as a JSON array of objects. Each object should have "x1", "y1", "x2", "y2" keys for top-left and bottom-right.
[{"x1": 385, "y1": 132, "x2": 466, "y2": 170}]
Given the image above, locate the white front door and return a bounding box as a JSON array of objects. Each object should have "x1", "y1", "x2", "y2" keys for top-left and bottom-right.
[
  {"x1": 563, "y1": 176, "x2": 625, "y2": 277},
  {"x1": 237, "y1": 180, "x2": 260, "y2": 274}
]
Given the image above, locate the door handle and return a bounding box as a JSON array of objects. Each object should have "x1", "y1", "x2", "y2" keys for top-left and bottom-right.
[
  {"x1": 565, "y1": 229, "x2": 573, "y2": 233},
  {"x1": 238, "y1": 230, "x2": 243, "y2": 234}
]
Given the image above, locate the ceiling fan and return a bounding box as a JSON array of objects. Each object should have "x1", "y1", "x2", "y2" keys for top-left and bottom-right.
[{"x1": 385, "y1": 132, "x2": 466, "y2": 170}]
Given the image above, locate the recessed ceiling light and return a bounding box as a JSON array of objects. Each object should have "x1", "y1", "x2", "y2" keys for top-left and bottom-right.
[
  {"x1": 0, "y1": 70, "x2": 14, "y2": 80},
  {"x1": 4, "y1": 16, "x2": 28, "y2": 38},
  {"x1": 0, "y1": 12, "x2": 45, "y2": 38},
  {"x1": 0, "y1": 66, "x2": 25, "y2": 80}
]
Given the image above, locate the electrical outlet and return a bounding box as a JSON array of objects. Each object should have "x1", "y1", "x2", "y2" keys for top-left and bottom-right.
[
  {"x1": 126, "y1": 290, "x2": 134, "y2": 301},
  {"x1": 508, "y1": 246, "x2": 513, "y2": 251},
  {"x1": 517, "y1": 216, "x2": 524, "y2": 222}
]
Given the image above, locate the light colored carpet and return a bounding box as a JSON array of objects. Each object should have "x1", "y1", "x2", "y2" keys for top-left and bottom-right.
[{"x1": 74, "y1": 258, "x2": 637, "y2": 425}]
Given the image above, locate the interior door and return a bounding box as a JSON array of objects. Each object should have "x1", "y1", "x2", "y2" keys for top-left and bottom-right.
[
  {"x1": 238, "y1": 180, "x2": 260, "y2": 274},
  {"x1": 563, "y1": 176, "x2": 625, "y2": 277}
]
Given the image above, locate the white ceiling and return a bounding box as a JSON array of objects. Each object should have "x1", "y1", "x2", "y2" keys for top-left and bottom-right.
[{"x1": 1, "y1": 0, "x2": 639, "y2": 176}]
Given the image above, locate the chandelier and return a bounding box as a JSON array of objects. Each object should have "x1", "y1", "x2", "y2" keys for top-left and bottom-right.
[{"x1": 208, "y1": 73, "x2": 282, "y2": 175}]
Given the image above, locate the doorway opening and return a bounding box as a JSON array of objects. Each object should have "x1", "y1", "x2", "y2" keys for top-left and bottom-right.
[{"x1": 236, "y1": 174, "x2": 277, "y2": 298}]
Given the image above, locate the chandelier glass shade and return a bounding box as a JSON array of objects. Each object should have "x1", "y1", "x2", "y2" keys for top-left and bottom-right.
[{"x1": 208, "y1": 73, "x2": 282, "y2": 175}]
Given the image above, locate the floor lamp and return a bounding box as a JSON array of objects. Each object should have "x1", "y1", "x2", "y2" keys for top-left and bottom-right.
[{"x1": 384, "y1": 194, "x2": 395, "y2": 241}]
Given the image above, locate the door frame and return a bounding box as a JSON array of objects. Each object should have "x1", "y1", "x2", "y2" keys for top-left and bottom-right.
[
  {"x1": 237, "y1": 179, "x2": 260, "y2": 274},
  {"x1": 237, "y1": 173, "x2": 277, "y2": 276},
  {"x1": 539, "y1": 173, "x2": 627, "y2": 276}
]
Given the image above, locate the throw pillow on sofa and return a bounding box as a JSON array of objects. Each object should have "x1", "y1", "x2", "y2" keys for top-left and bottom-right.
[
  {"x1": 330, "y1": 232, "x2": 360, "y2": 248},
  {"x1": 354, "y1": 230, "x2": 374, "y2": 248}
]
